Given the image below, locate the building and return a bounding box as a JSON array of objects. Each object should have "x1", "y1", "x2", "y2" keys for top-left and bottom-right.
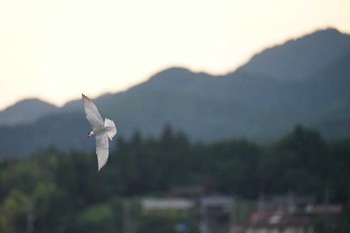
[
  {"x1": 240, "y1": 195, "x2": 342, "y2": 233},
  {"x1": 141, "y1": 198, "x2": 194, "y2": 213}
]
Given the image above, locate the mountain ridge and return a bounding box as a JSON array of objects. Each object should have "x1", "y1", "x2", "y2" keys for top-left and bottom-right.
[
  {"x1": 237, "y1": 28, "x2": 350, "y2": 81},
  {"x1": 0, "y1": 98, "x2": 59, "y2": 126},
  {"x1": 1, "y1": 28, "x2": 349, "y2": 157}
]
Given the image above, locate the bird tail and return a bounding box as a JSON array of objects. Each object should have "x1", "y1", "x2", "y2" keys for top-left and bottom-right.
[{"x1": 104, "y1": 118, "x2": 117, "y2": 140}]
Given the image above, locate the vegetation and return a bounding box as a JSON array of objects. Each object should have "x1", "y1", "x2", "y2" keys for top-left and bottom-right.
[{"x1": 0, "y1": 125, "x2": 350, "y2": 232}]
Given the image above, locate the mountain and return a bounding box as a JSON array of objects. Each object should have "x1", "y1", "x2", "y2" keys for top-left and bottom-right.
[
  {"x1": 0, "y1": 98, "x2": 58, "y2": 126},
  {"x1": 238, "y1": 28, "x2": 350, "y2": 81},
  {"x1": 0, "y1": 28, "x2": 349, "y2": 157},
  {"x1": 303, "y1": 51, "x2": 350, "y2": 138}
]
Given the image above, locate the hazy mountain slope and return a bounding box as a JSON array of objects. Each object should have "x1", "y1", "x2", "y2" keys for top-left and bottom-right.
[
  {"x1": 304, "y1": 51, "x2": 350, "y2": 138},
  {"x1": 0, "y1": 99, "x2": 58, "y2": 126},
  {"x1": 238, "y1": 28, "x2": 350, "y2": 81},
  {"x1": 72, "y1": 29, "x2": 350, "y2": 140},
  {"x1": 0, "y1": 111, "x2": 96, "y2": 156},
  {"x1": 0, "y1": 28, "x2": 349, "y2": 157}
]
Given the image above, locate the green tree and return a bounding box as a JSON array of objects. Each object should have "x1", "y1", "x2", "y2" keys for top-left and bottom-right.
[
  {"x1": 0, "y1": 190, "x2": 28, "y2": 233},
  {"x1": 258, "y1": 125, "x2": 328, "y2": 196},
  {"x1": 328, "y1": 139, "x2": 350, "y2": 202},
  {"x1": 76, "y1": 203, "x2": 114, "y2": 233}
]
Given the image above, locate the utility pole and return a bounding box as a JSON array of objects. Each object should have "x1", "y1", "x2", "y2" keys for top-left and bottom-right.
[
  {"x1": 250, "y1": 192, "x2": 264, "y2": 233},
  {"x1": 123, "y1": 199, "x2": 132, "y2": 233},
  {"x1": 324, "y1": 188, "x2": 330, "y2": 232},
  {"x1": 26, "y1": 200, "x2": 34, "y2": 233},
  {"x1": 199, "y1": 200, "x2": 209, "y2": 233},
  {"x1": 229, "y1": 197, "x2": 236, "y2": 233}
]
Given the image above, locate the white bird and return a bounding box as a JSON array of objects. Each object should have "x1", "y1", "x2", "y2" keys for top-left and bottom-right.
[{"x1": 82, "y1": 93, "x2": 117, "y2": 171}]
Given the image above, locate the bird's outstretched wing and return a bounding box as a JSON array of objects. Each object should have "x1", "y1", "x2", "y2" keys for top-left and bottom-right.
[
  {"x1": 82, "y1": 94, "x2": 103, "y2": 131},
  {"x1": 95, "y1": 133, "x2": 109, "y2": 171}
]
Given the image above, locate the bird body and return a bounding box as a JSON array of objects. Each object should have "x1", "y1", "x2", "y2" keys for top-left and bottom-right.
[{"x1": 82, "y1": 94, "x2": 117, "y2": 171}]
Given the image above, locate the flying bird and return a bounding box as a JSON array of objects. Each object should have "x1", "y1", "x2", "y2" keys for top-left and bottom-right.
[{"x1": 82, "y1": 94, "x2": 117, "y2": 171}]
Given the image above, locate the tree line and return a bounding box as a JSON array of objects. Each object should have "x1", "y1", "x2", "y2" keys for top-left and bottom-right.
[{"x1": 0, "y1": 125, "x2": 349, "y2": 232}]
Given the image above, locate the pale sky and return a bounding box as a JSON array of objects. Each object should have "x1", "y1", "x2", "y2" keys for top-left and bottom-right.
[{"x1": 1, "y1": 0, "x2": 350, "y2": 110}]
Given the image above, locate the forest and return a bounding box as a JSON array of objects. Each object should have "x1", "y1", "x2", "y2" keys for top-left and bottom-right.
[{"x1": 0, "y1": 125, "x2": 350, "y2": 232}]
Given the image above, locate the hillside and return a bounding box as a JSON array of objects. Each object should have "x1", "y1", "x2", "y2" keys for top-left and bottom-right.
[
  {"x1": 0, "y1": 28, "x2": 349, "y2": 157},
  {"x1": 238, "y1": 28, "x2": 350, "y2": 81},
  {"x1": 0, "y1": 98, "x2": 58, "y2": 126}
]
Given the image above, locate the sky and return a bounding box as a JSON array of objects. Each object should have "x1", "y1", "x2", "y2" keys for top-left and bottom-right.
[{"x1": 1, "y1": 0, "x2": 350, "y2": 110}]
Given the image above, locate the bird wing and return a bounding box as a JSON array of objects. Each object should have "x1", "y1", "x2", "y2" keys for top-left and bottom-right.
[
  {"x1": 95, "y1": 133, "x2": 109, "y2": 171},
  {"x1": 82, "y1": 94, "x2": 104, "y2": 131}
]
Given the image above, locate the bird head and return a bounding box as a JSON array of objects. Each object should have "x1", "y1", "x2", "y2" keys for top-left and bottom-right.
[{"x1": 87, "y1": 131, "x2": 94, "y2": 139}]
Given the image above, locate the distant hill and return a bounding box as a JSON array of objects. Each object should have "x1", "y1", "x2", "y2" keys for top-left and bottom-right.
[
  {"x1": 238, "y1": 28, "x2": 350, "y2": 81},
  {"x1": 0, "y1": 98, "x2": 58, "y2": 126},
  {"x1": 0, "y1": 28, "x2": 349, "y2": 157}
]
